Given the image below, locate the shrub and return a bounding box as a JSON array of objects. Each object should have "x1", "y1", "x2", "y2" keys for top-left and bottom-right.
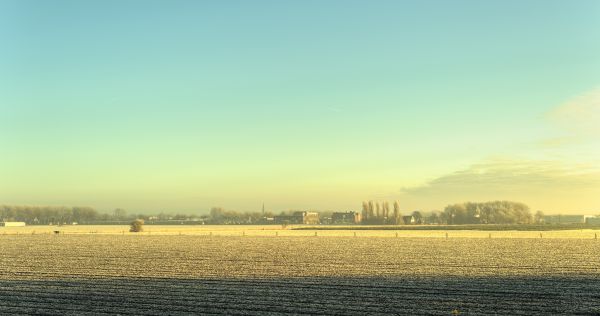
[{"x1": 130, "y1": 219, "x2": 144, "y2": 232}]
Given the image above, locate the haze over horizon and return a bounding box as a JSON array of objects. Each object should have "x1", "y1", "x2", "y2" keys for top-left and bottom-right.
[{"x1": 1, "y1": 1, "x2": 599, "y2": 214}]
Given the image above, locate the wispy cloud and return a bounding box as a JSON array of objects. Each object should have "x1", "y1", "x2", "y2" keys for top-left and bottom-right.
[
  {"x1": 400, "y1": 158, "x2": 600, "y2": 211},
  {"x1": 403, "y1": 159, "x2": 600, "y2": 193},
  {"x1": 547, "y1": 87, "x2": 600, "y2": 135}
]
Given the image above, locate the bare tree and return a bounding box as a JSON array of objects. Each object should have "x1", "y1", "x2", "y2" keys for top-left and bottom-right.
[
  {"x1": 429, "y1": 211, "x2": 440, "y2": 224},
  {"x1": 534, "y1": 210, "x2": 545, "y2": 224},
  {"x1": 114, "y1": 208, "x2": 127, "y2": 221},
  {"x1": 393, "y1": 201, "x2": 400, "y2": 224}
]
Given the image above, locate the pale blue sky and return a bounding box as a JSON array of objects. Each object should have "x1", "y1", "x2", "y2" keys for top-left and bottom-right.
[{"x1": 1, "y1": 1, "x2": 599, "y2": 213}]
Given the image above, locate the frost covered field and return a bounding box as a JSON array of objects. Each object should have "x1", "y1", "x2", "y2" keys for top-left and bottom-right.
[
  {"x1": 1, "y1": 232, "x2": 600, "y2": 315},
  {"x1": 2, "y1": 224, "x2": 600, "y2": 238}
]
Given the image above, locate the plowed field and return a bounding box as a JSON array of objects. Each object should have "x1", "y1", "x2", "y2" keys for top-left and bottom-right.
[{"x1": 1, "y1": 235, "x2": 599, "y2": 315}]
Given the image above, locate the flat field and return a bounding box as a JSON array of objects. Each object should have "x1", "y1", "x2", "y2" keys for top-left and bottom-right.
[
  {"x1": 2, "y1": 224, "x2": 600, "y2": 238},
  {"x1": 1, "y1": 229, "x2": 600, "y2": 315}
]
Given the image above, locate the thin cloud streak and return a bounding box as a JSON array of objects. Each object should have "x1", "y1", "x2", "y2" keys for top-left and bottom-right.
[
  {"x1": 400, "y1": 159, "x2": 600, "y2": 212},
  {"x1": 547, "y1": 87, "x2": 600, "y2": 135}
]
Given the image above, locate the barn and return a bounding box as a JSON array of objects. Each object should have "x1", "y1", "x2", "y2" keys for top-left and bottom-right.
[{"x1": 402, "y1": 215, "x2": 415, "y2": 225}]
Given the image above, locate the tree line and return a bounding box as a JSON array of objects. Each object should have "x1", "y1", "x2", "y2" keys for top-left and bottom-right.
[
  {"x1": 1, "y1": 201, "x2": 534, "y2": 226},
  {"x1": 0, "y1": 205, "x2": 101, "y2": 224},
  {"x1": 441, "y1": 201, "x2": 532, "y2": 224},
  {"x1": 208, "y1": 207, "x2": 268, "y2": 224},
  {"x1": 358, "y1": 200, "x2": 533, "y2": 225},
  {"x1": 207, "y1": 207, "x2": 315, "y2": 224},
  {"x1": 0, "y1": 205, "x2": 265, "y2": 225},
  {"x1": 361, "y1": 201, "x2": 404, "y2": 224},
  {"x1": 0, "y1": 205, "x2": 149, "y2": 225}
]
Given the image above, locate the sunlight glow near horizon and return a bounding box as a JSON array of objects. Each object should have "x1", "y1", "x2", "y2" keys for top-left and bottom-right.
[{"x1": 1, "y1": 0, "x2": 599, "y2": 213}]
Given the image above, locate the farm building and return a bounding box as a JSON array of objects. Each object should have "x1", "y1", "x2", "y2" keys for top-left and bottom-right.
[
  {"x1": 274, "y1": 211, "x2": 320, "y2": 225},
  {"x1": 543, "y1": 215, "x2": 585, "y2": 224},
  {"x1": 402, "y1": 215, "x2": 415, "y2": 225},
  {"x1": 0, "y1": 222, "x2": 26, "y2": 227},
  {"x1": 331, "y1": 212, "x2": 361, "y2": 224}
]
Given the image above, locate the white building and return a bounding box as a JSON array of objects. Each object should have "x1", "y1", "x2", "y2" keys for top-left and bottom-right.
[{"x1": 0, "y1": 222, "x2": 26, "y2": 227}]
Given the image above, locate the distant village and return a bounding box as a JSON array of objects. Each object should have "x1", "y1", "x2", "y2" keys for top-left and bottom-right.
[
  {"x1": 1, "y1": 201, "x2": 600, "y2": 227},
  {"x1": 263, "y1": 211, "x2": 600, "y2": 226},
  {"x1": 219, "y1": 201, "x2": 600, "y2": 226}
]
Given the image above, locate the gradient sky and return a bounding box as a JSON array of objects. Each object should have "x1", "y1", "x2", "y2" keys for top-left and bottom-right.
[{"x1": 1, "y1": 0, "x2": 599, "y2": 214}]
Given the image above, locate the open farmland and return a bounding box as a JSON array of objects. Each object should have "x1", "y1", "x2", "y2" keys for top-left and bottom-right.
[
  {"x1": 2, "y1": 224, "x2": 600, "y2": 238},
  {"x1": 1, "y1": 233, "x2": 600, "y2": 315}
]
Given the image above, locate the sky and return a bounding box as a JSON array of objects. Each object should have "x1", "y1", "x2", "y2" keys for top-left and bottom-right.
[{"x1": 1, "y1": 0, "x2": 599, "y2": 214}]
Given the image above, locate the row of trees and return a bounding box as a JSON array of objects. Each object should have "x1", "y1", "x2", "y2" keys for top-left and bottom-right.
[
  {"x1": 0, "y1": 205, "x2": 100, "y2": 225},
  {"x1": 208, "y1": 207, "x2": 270, "y2": 224},
  {"x1": 0, "y1": 205, "x2": 150, "y2": 225},
  {"x1": 361, "y1": 201, "x2": 403, "y2": 224},
  {"x1": 0, "y1": 205, "x2": 281, "y2": 225},
  {"x1": 208, "y1": 207, "x2": 322, "y2": 224},
  {"x1": 358, "y1": 200, "x2": 533, "y2": 225},
  {"x1": 2, "y1": 201, "x2": 534, "y2": 226}
]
